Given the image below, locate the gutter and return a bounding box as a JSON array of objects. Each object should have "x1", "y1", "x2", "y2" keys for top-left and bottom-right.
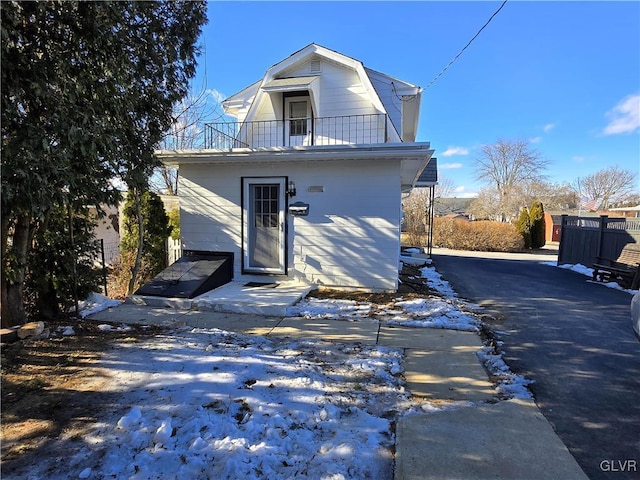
[{"x1": 156, "y1": 142, "x2": 434, "y2": 166}]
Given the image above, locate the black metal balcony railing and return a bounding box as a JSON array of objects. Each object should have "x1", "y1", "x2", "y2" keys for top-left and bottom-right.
[{"x1": 204, "y1": 114, "x2": 388, "y2": 149}]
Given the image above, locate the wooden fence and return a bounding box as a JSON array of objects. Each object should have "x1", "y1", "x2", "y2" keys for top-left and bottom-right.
[
  {"x1": 166, "y1": 237, "x2": 182, "y2": 265},
  {"x1": 558, "y1": 215, "x2": 640, "y2": 267}
]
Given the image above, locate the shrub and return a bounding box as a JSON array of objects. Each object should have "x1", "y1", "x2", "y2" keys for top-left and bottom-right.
[
  {"x1": 168, "y1": 208, "x2": 181, "y2": 241},
  {"x1": 119, "y1": 191, "x2": 171, "y2": 293},
  {"x1": 433, "y1": 217, "x2": 524, "y2": 252}
]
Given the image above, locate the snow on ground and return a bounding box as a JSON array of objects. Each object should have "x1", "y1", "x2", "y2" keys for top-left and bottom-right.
[
  {"x1": 288, "y1": 259, "x2": 480, "y2": 332},
  {"x1": 547, "y1": 261, "x2": 638, "y2": 294},
  {"x1": 286, "y1": 298, "x2": 373, "y2": 320},
  {"x1": 286, "y1": 294, "x2": 479, "y2": 332},
  {"x1": 58, "y1": 329, "x2": 407, "y2": 480},
  {"x1": 416, "y1": 260, "x2": 458, "y2": 298},
  {"x1": 77, "y1": 292, "x2": 122, "y2": 318},
  {"x1": 40, "y1": 258, "x2": 531, "y2": 480},
  {"x1": 476, "y1": 346, "x2": 534, "y2": 399}
]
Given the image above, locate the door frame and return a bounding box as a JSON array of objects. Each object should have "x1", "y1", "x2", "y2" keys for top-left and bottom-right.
[
  {"x1": 284, "y1": 95, "x2": 312, "y2": 146},
  {"x1": 241, "y1": 176, "x2": 287, "y2": 274}
]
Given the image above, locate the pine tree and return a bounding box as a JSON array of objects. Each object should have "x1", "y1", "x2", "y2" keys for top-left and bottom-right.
[
  {"x1": 515, "y1": 207, "x2": 532, "y2": 249},
  {"x1": 529, "y1": 201, "x2": 546, "y2": 249},
  {"x1": 1, "y1": 1, "x2": 207, "y2": 326},
  {"x1": 26, "y1": 206, "x2": 102, "y2": 319}
]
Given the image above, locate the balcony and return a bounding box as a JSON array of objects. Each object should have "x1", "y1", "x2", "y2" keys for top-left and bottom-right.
[{"x1": 204, "y1": 114, "x2": 389, "y2": 149}]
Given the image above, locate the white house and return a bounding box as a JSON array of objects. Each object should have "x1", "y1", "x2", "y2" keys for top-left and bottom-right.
[{"x1": 157, "y1": 44, "x2": 435, "y2": 292}]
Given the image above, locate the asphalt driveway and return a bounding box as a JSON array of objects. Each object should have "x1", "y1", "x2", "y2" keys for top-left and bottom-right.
[{"x1": 431, "y1": 248, "x2": 640, "y2": 480}]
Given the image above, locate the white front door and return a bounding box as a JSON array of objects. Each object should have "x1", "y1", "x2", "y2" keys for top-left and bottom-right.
[
  {"x1": 242, "y1": 177, "x2": 286, "y2": 274},
  {"x1": 284, "y1": 97, "x2": 312, "y2": 146}
]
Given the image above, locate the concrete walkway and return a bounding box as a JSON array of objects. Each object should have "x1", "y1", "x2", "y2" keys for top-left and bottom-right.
[{"x1": 88, "y1": 297, "x2": 587, "y2": 480}]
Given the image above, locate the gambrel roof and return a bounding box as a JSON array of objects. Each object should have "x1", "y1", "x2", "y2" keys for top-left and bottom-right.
[{"x1": 222, "y1": 43, "x2": 423, "y2": 143}]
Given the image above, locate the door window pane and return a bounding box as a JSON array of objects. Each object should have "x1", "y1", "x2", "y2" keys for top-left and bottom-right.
[
  {"x1": 290, "y1": 119, "x2": 306, "y2": 135},
  {"x1": 289, "y1": 101, "x2": 308, "y2": 136},
  {"x1": 253, "y1": 184, "x2": 279, "y2": 228},
  {"x1": 289, "y1": 101, "x2": 307, "y2": 119}
]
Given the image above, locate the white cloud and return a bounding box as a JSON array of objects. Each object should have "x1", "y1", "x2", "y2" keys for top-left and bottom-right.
[
  {"x1": 205, "y1": 88, "x2": 227, "y2": 104},
  {"x1": 453, "y1": 186, "x2": 478, "y2": 198},
  {"x1": 529, "y1": 136, "x2": 542, "y2": 144},
  {"x1": 458, "y1": 191, "x2": 479, "y2": 199},
  {"x1": 543, "y1": 123, "x2": 555, "y2": 133},
  {"x1": 440, "y1": 162, "x2": 463, "y2": 170},
  {"x1": 603, "y1": 94, "x2": 640, "y2": 135},
  {"x1": 441, "y1": 146, "x2": 469, "y2": 157},
  {"x1": 572, "y1": 156, "x2": 585, "y2": 163}
]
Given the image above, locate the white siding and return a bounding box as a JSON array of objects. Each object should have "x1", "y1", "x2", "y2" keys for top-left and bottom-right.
[
  {"x1": 179, "y1": 159, "x2": 401, "y2": 291},
  {"x1": 289, "y1": 159, "x2": 400, "y2": 291},
  {"x1": 366, "y1": 69, "x2": 403, "y2": 138},
  {"x1": 179, "y1": 168, "x2": 242, "y2": 254},
  {"x1": 257, "y1": 60, "x2": 381, "y2": 123},
  {"x1": 91, "y1": 204, "x2": 120, "y2": 265},
  {"x1": 288, "y1": 60, "x2": 380, "y2": 118}
]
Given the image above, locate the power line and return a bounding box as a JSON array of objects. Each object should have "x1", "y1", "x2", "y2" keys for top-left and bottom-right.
[{"x1": 425, "y1": 0, "x2": 508, "y2": 90}]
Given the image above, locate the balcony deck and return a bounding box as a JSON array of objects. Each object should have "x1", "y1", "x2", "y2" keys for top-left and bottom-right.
[{"x1": 204, "y1": 114, "x2": 388, "y2": 150}]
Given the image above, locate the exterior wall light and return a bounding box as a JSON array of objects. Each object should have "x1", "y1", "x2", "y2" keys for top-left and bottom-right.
[{"x1": 287, "y1": 180, "x2": 297, "y2": 197}]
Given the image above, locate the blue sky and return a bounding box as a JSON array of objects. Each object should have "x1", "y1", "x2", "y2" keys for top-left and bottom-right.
[{"x1": 195, "y1": 1, "x2": 639, "y2": 197}]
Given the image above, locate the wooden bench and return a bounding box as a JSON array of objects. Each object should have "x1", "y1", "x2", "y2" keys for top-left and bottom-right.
[{"x1": 592, "y1": 244, "x2": 640, "y2": 289}]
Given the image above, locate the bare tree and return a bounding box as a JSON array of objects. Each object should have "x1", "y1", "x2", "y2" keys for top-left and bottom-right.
[
  {"x1": 575, "y1": 165, "x2": 638, "y2": 210},
  {"x1": 521, "y1": 180, "x2": 579, "y2": 210},
  {"x1": 469, "y1": 188, "x2": 502, "y2": 221},
  {"x1": 403, "y1": 188, "x2": 432, "y2": 244},
  {"x1": 435, "y1": 174, "x2": 456, "y2": 198},
  {"x1": 474, "y1": 139, "x2": 549, "y2": 221},
  {"x1": 610, "y1": 193, "x2": 640, "y2": 209},
  {"x1": 151, "y1": 88, "x2": 227, "y2": 195}
]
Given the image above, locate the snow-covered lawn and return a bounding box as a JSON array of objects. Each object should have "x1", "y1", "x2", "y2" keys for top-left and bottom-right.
[
  {"x1": 26, "y1": 257, "x2": 534, "y2": 480},
  {"x1": 73, "y1": 329, "x2": 407, "y2": 480}
]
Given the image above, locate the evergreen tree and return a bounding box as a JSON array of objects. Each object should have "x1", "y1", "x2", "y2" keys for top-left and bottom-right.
[
  {"x1": 121, "y1": 191, "x2": 172, "y2": 294},
  {"x1": 515, "y1": 207, "x2": 532, "y2": 249},
  {"x1": 168, "y1": 209, "x2": 181, "y2": 241},
  {"x1": 529, "y1": 201, "x2": 546, "y2": 249},
  {"x1": 26, "y1": 206, "x2": 102, "y2": 319},
  {"x1": 1, "y1": 1, "x2": 207, "y2": 326}
]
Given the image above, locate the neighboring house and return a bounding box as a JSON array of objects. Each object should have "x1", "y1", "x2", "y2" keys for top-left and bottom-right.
[
  {"x1": 545, "y1": 207, "x2": 636, "y2": 243},
  {"x1": 90, "y1": 204, "x2": 121, "y2": 265},
  {"x1": 433, "y1": 197, "x2": 474, "y2": 218},
  {"x1": 157, "y1": 44, "x2": 435, "y2": 292},
  {"x1": 544, "y1": 213, "x2": 564, "y2": 243},
  {"x1": 91, "y1": 195, "x2": 181, "y2": 267},
  {"x1": 609, "y1": 205, "x2": 640, "y2": 218}
]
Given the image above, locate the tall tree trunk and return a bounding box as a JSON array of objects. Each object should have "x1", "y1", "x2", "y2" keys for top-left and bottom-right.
[
  {"x1": 1, "y1": 214, "x2": 31, "y2": 327},
  {"x1": 33, "y1": 212, "x2": 61, "y2": 320},
  {"x1": 127, "y1": 192, "x2": 145, "y2": 295},
  {"x1": 1, "y1": 215, "x2": 10, "y2": 328}
]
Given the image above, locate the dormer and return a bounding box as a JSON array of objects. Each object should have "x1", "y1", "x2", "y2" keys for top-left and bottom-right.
[{"x1": 207, "y1": 44, "x2": 423, "y2": 149}]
